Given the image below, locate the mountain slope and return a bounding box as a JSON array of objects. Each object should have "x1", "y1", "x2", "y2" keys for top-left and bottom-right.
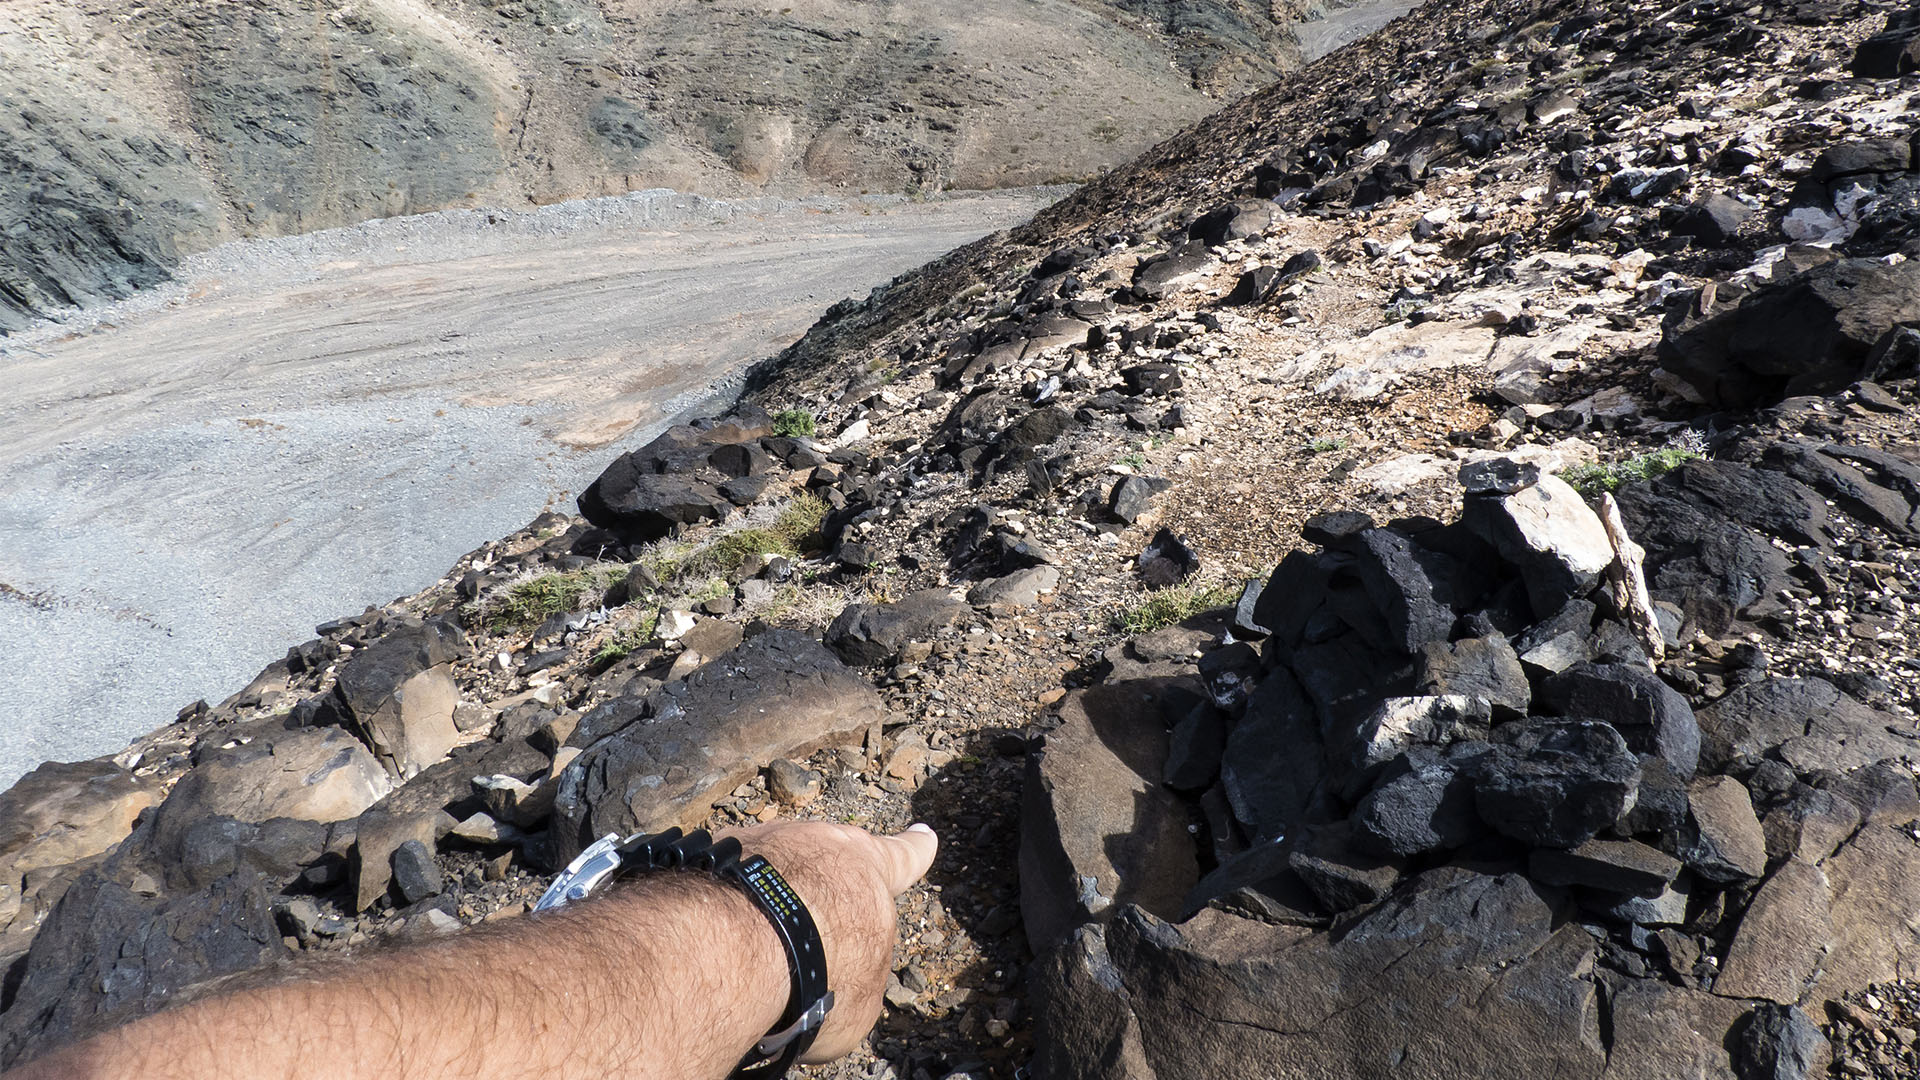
[{"x1": 0, "y1": 0, "x2": 1315, "y2": 332}]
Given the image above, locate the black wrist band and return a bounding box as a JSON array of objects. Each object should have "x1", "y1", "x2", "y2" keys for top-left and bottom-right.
[{"x1": 535, "y1": 827, "x2": 834, "y2": 1079}]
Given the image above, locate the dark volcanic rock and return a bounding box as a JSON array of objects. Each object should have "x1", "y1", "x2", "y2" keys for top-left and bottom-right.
[
  {"x1": 1731, "y1": 1004, "x2": 1831, "y2": 1080},
  {"x1": 1034, "y1": 870, "x2": 1631, "y2": 1080},
  {"x1": 1471, "y1": 721, "x2": 1641, "y2": 849},
  {"x1": 1854, "y1": 7, "x2": 1920, "y2": 78},
  {"x1": 1021, "y1": 680, "x2": 1200, "y2": 952},
  {"x1": 1540, "y1": 663, "x2": 1700, "y2": 778},
  {"x1": 1416, "y1": 635, "x2": 1529, "y2": 718},
  {"x1": 1660, "y1": 258, "x2": 1920, "y2": 406},
  {"x1": 0, "y1": 827, "x2": 287, "y2": 1069},
  {"x1": 1678, "y1": 775, "x2": 1768, "y2": 882},
  {"x1": 550, "y1": 631, "x2": 884, "y2": 865},
  {"x1": 1287, "y1": 822, "x2": 1402, "y2": 912},
  {"x1": 1351, "y1": 748, "x2": 1486, "y2": 858},
  {"x1": 825, "y1": 589, "x2": 969, "y2": 665},
  {"x1": 1527, "y1": 838, "x2": 1681, "y2": 895},
  {"x1": 1136, "y1": 528, "x2": 1200, "y2": 586},
  {"x1": 1218, "y1": 669, "x2": 1327, "y2": 838}
]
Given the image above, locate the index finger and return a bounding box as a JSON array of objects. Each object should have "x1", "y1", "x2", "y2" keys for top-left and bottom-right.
[{"x1": 876, "y1": 823, "x2": 938, "y2": 895}]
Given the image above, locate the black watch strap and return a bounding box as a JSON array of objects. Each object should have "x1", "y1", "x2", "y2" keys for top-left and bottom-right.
[{"x1": 535, "y1": 827, "x2": 834, "y2": 1079}]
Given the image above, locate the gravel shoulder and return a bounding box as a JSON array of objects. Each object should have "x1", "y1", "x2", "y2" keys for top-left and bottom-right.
[{"x1": 0, "y1": 188, "x2": 1056, "y2": 787}]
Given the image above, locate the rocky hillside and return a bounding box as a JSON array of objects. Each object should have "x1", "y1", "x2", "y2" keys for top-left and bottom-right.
[
  {"x1": 0, "y1": 0, "x2": 1324, "y2": 334},
  {"x1": 6, "y1": 0, "x2": 1920, "y2": 1077}
]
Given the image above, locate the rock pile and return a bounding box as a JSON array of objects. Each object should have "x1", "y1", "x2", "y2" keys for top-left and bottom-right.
[{"x1": 1026, "y1": 450, "x2": 1920, "y2": 1079}]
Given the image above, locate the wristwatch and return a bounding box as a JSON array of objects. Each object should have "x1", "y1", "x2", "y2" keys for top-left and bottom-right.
[{"x1": 535, "y1": 827, "x2": 834, "y2": 1079}]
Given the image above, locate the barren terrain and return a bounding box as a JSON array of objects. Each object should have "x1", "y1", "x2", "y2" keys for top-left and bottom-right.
[{"x1": 0, "y1": 187, "x2": 1054, "y2": 786}]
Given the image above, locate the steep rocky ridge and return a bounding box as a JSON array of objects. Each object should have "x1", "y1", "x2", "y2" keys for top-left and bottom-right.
[
  {"x1": 7, "y1": 0, "x2": 1920, "y2": 1078},
  {"x1": 0, "y1": 0, "x2": 1333, "y2": 332}
]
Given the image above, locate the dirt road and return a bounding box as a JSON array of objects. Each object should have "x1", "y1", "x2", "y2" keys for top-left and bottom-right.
[{"x1": 0, "y1": 189, "x2": 1054, "y2": 785}]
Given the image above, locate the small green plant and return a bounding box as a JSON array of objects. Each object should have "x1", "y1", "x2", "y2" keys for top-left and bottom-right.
[
  {"x1": 1111, "y1": 582, "x2": 1241, "y2": 635},
  {"x1": 486, "y1": 566, "x2": 623, "y2": 631},
  {"x1": 1559, "y1": 447, "x2": 1705, "y2": 497},
  {"x1": 591, "y1": 617, "x2": 658, "y2": 666},
  {"x1": 1306, "y1": 437, "x2": 1349, "y2": 455},
  {"x1": 771, "y1": 409, "x2": 816, "y2": 438},
  {"x1": 1118, "y1": 452, "x2": 1148, "y2": 470},
  {"x1": 645, "y1": 496, "x2": 830, "y2": 586}
]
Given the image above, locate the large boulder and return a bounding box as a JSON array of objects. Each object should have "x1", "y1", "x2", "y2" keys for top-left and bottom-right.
[
  {"x1": 1035, "y1": 871, "x2": 1627, "y2": 1080},
  {"x1": 330, "y1": 619, "x2": 468, "y2": 779},
  {"x1": 151, "y1": 725, "x2": 392, "y2": 859},
  {"x1": 550, "y1": 631, "x2": 885, "y2": 864},
  {"x1": 0, "y1": 760, "x2": 160, "y2": 936},
  {"x1": 0, "y1": 825, "x2": 288, "y2": 1069},
  {"x1": 575, "y1": 417, "x2": 770, "y2": 542},
  {"x1": 1659, "y1": 258, "x2": 1920, "y2": 406},
  {"x1": 1854, "y1": 5, "x2": 1920, "y2": 77},
  {"x1": 1021, "y1": 679, "x2": 1200, "y2": 952}
]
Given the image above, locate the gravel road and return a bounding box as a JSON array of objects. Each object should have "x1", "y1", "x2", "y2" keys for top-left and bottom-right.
[{"x1": 0, "y1": 188, "x2": 1056, "y2": 785}]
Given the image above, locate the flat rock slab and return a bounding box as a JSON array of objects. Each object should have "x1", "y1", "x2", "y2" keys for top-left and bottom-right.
[
  {"x1": 549, "y1": 630, "x2": 886, "y2": 864},
  {"x1": 1021, "y1": 679, "x2": 1200, "y2": 953}
]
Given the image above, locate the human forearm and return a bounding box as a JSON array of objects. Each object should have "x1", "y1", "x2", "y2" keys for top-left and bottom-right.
[{"x1": 14, "y1": 873, "x2": 788, "y2": 1080}]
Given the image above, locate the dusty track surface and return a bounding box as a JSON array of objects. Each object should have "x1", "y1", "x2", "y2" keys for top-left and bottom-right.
[{"x1": 0, "y1": 188, "x2": 1054, "y2": 785}]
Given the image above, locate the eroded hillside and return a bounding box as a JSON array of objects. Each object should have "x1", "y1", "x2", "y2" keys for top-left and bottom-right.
[{"x1": 0, "y1": 0, "x2": 1320, "y2": 331}]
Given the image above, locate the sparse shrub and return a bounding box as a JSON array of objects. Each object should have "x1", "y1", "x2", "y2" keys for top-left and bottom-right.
[
  {"x1": 591, "y1": 617, "x2": 658, "y2": 666},
  {"x1": 1306, "y1": 437, "x2": 1349, "y2": 454},
  {"x1": 646, "y1": 496, "x2": 830, "y2": 585},
  {"x1": 1111, "y1": 581, "x2": 1241, "y2": 635},
  {"x1": 485, "y1": 566, "x2": 623, "y2": 631},
  {"x1": 1560, "y1": 446, "x2": 1705, "y2": 497},
  {"x1": 772, "y1": 409, "x2": 816, "y2": 438}
]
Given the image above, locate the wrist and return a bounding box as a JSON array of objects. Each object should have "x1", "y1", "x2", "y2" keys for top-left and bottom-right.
[{"x1": 592, "y1": 872, "x2": 792, "y2": 1071}]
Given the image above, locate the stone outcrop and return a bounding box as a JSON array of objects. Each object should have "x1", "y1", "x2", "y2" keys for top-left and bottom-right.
[
  {"x1": 548, "y1": 630, "x2": 887, "y2": 864},
  {"x1": 1027, "y1": 451, "x2": 1920, "y2": 1078}
]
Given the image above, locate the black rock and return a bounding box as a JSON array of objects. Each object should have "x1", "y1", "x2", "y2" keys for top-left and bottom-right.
[
  {"x1": 578, "y1": 464, "x2": 729, "y2": 544},
  {"x1": 1674, "y1": 192, "x2": 1754, "y2": 245},
  {"x1": 0, "y1": 835, "x2": 287, "y2": 1068},
  {"x1": 1218, "y1": 669, "x2": 1327, "y2": 838},
  {"x1": 1299, "y1": 510, "x2": 1375, "y2": 546},
  {"x1": 1137, "y1": 528, "x2": 1200, "y2": 587},
  {"x1": 1659, "y1": 257, "x2": 1920, "y2": 406},
  {"x1": 1732, "y1": 1004, "x2": 1829, "y2": 1080},
  {"x1": 1619, "y1": 755, "x2": 1691, "y2": 837},
  {"x1": 707, "y1": 441, "x2": 773, "y2": 478},
  {"x1": 390, "y1": 839, "x2": 443, "y2": 904},
  {"x1": 825, "y1": 589, "x2": 970, "y2": 666},
  {"x1": 1277, "y1": 249, "x2": 1322, "y2": 279},
  {"x1": 1343, "y1": 529, "x2": 1470, "y2": 655},
  {"x1": 1188, "y1": 199, "x2": 1274, "y2": 247},
  {"x1": 1109, "y1": 475, "x2": 1172, "y2": 524},
  {"x1": 1527, "y1": 838, "x2": 1681, "y2": 895},
  {"x1": 1223, "y1": 266, "x2": 1281, "y2": 305},
  {"x1": 1163, "y1": 703, "x2": 1229, "y2": 792},
  {"x1": 1120, "y1": 363, "x2": 1184, "y2": 397},
  {"x1": 1287, "y1": 823, "x2": 1402, "y2": 913},
  {"x1": 1416, "y1": 636, "x2": 1530, "y2": 719},
  {"x1": 1351, "y1": 749, "x2": 1487, "y2": 858},
  {"x1": 1540, "y1": 663, "x2": 1700, "y2": 778},
  {"x1": 1471, "y1": 721, "x2": 1641, "y2": 849},
  {"x1": 1197, "y1": 643, "x2": 1263, "y2": 714}
]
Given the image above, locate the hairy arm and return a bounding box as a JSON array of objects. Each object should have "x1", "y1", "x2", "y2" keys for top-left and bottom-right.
[
  {"x1": 14, "y1": 874, "x2": 791, "y2": 1080},
  {"x1": 10, "y1": 821, "x2": 936, "y2": 1080}
]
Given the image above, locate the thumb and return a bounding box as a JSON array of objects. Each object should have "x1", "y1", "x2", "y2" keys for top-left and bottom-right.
[{"x1": 876, "y1": 823, "x2": 938, "y2": 896}]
